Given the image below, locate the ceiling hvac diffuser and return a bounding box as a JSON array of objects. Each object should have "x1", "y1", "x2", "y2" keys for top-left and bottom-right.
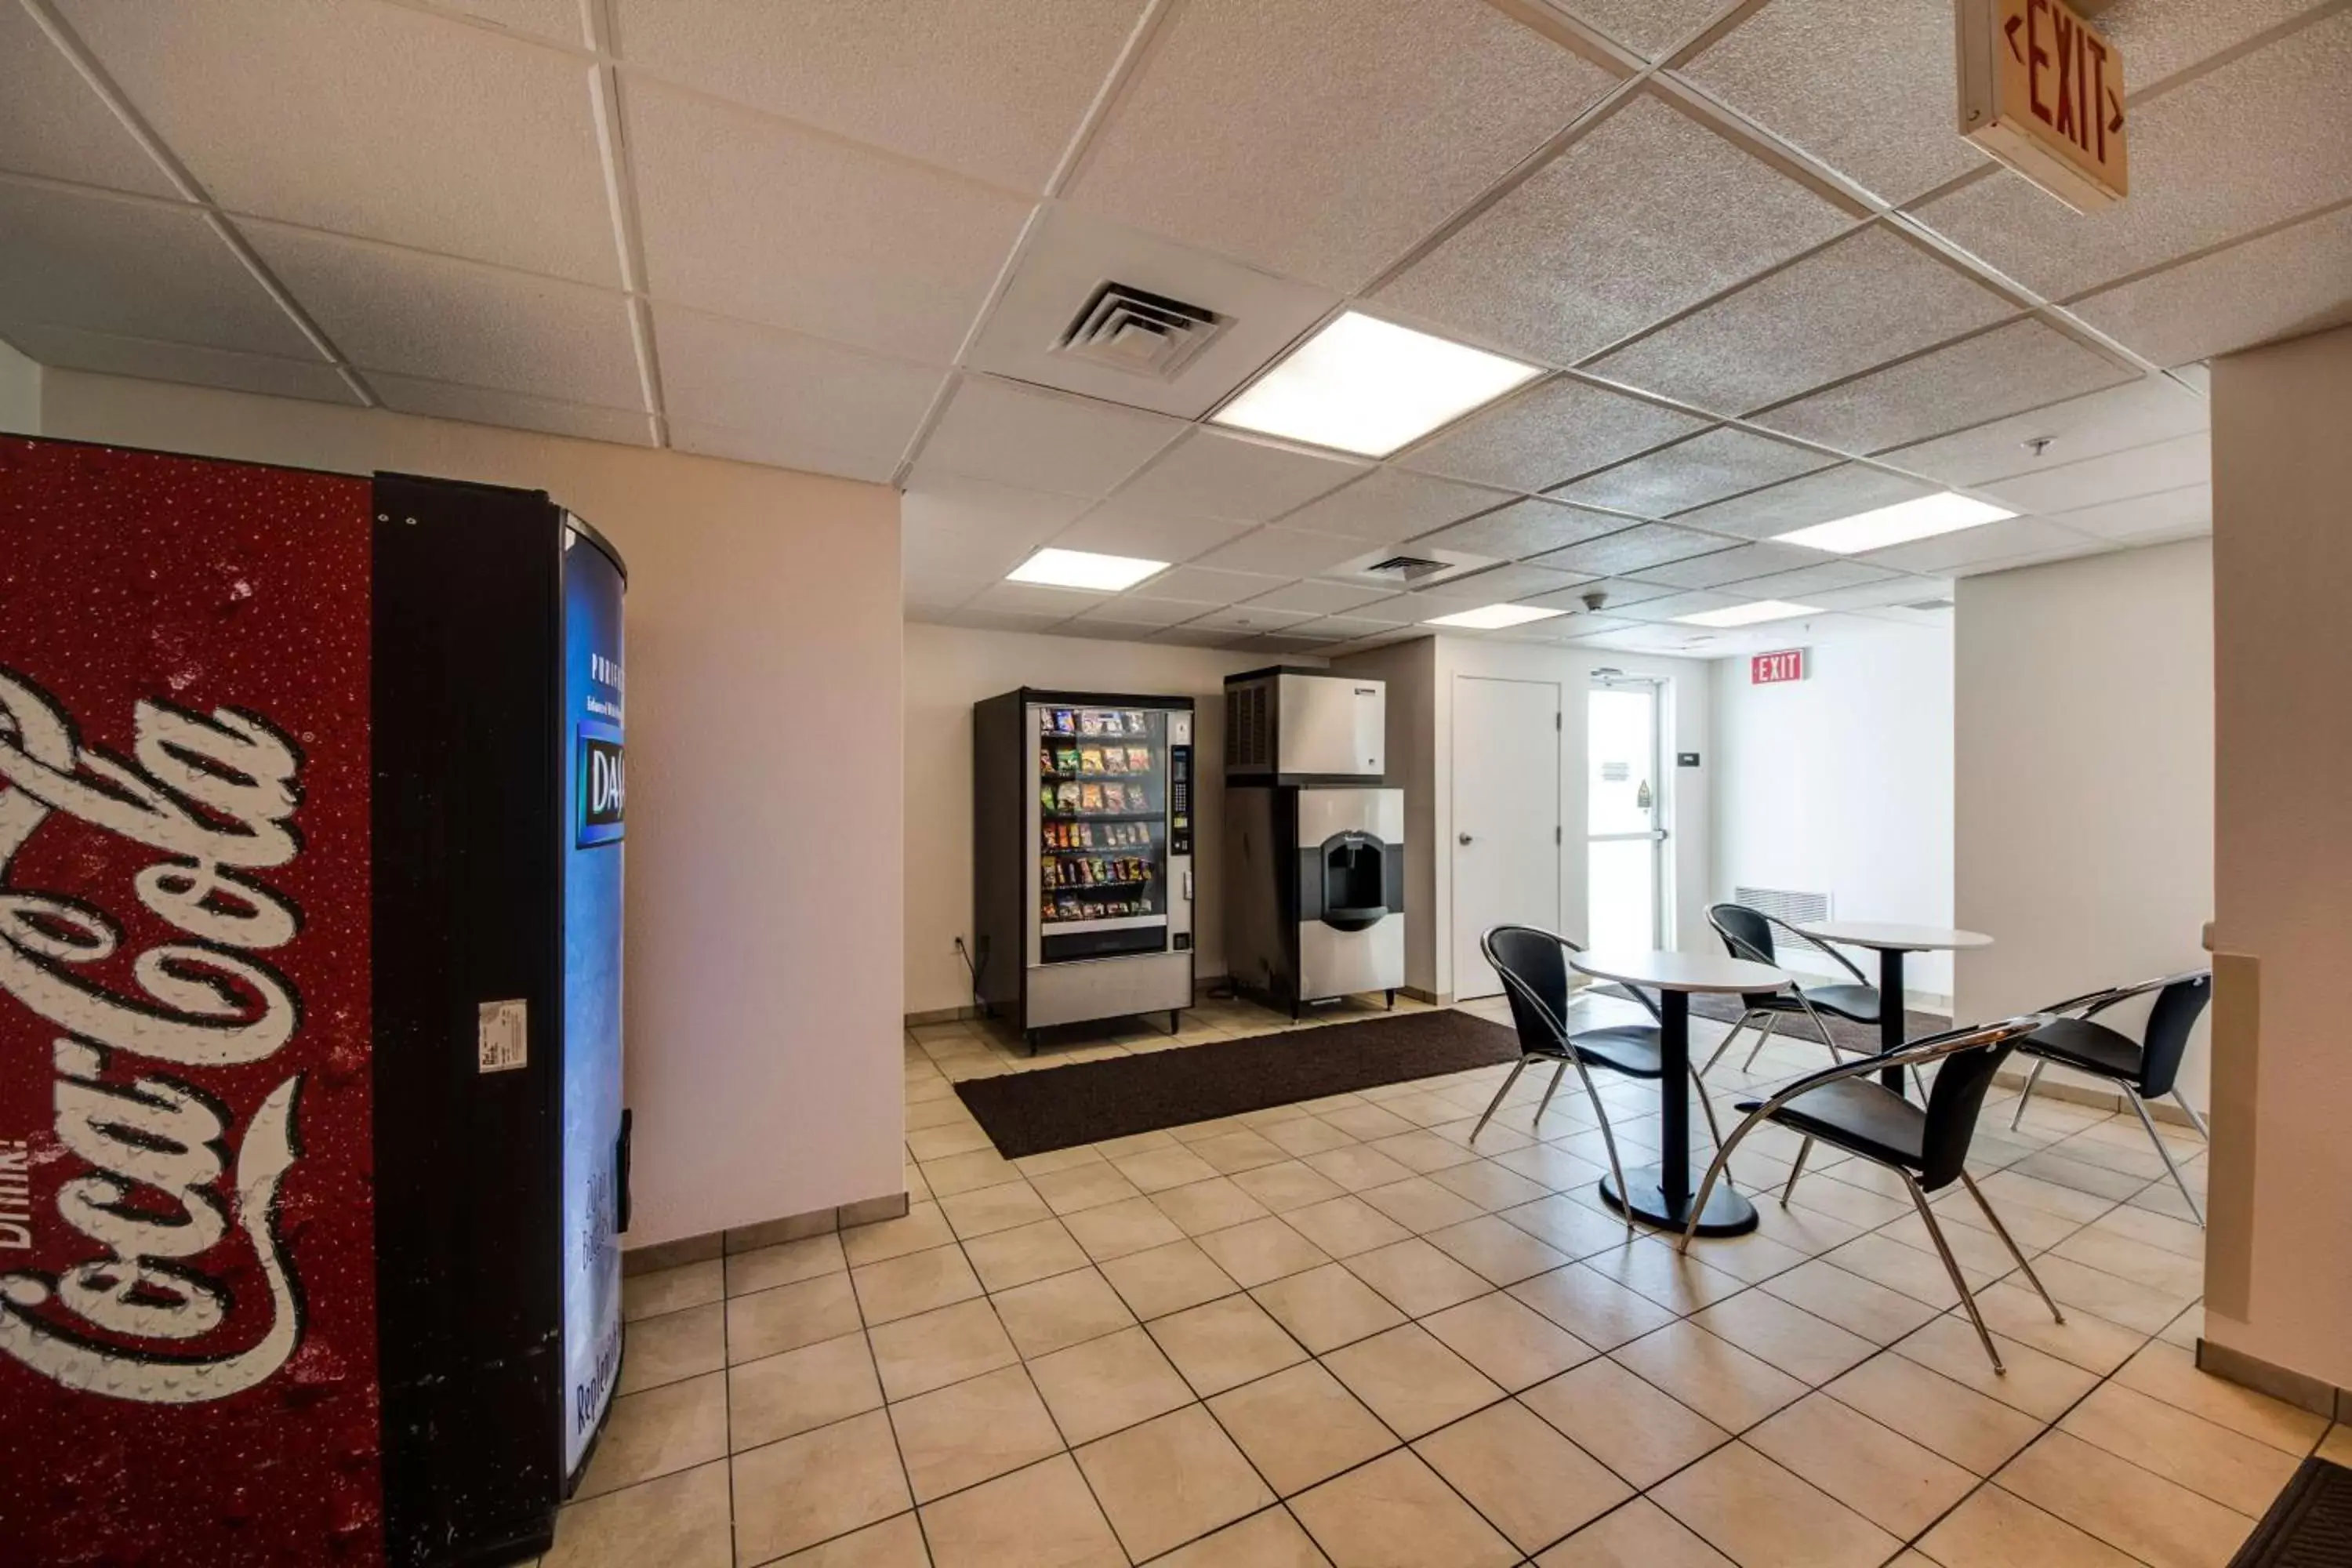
[{"x1": 1054, "y1": 281, "x2": 1228, "y2": 380}]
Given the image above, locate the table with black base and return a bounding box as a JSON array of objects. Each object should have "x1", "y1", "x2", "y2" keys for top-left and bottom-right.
[
  {"x1": 1567, "y1": 948, "x2": 1792, "y2": 1238},
  {"x1": 1795, "y1": 922, "x2": 1992, "y2": 1095}
]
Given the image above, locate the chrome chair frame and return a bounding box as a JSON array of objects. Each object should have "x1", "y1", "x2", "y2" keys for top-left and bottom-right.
[
  {"x1": 1700, "y1": 906, "x2": 1864, "y2": 1076},
  {"x1": 2010, "y1": 969, "x2": 2212, "y2": 1224},
  {"x1": 1471, "y1": 925, "x2": 1731, "y2": 1239},
  {"x1": 1680, "y1": 1016, "x2": 2066, "y2": 1374}
]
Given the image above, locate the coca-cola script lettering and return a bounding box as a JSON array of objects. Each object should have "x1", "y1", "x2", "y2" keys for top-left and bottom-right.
[{"x1": 0, "y1": 665, "x2": 307, "y2": 1403}]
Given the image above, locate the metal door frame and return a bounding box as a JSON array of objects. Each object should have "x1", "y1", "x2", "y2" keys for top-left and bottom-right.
[{"x1": 1586, "y1": 672, "x2": 1668, "y2": 948}]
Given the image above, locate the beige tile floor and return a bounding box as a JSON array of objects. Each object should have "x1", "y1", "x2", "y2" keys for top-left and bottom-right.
[{"x1": 542, "y1": 989, "x2": 2347, "y2": 1568}]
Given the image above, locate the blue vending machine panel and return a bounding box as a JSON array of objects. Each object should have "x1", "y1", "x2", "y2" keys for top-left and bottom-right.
[{"x1": 561, "y1": 521, "x2": 626, "y2": 1480}]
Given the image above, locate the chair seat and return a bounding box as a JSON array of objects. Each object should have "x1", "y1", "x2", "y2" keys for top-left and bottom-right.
[
  {"x1": 1796, "y1": 983, "x2": 1881, "y2": 1023},
  {"x1": 2016, "y1": 1016, "x2": 2144, "y2": 1083},
  {"x1": 1737, "y1": 1078, "x2": 1926, "y2": 1170},
  {"x1": 1567, "y1": 1023, "x2": 1663, "y2": 1079}
]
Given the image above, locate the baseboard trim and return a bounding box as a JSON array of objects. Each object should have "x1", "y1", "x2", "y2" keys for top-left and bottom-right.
[
  {"x1": 2196, "y1": 1338, "x2": 2352, "y2": 1422},
  {"x1": 907, "y1": 977, "x2": 1240, "y2": 1030},
  {"x1": 1992, "y1": 1063, "x2": 2204, "y2": 1128},
  {"x1": 622, "y1": 1189, "x2": 912, "y2": 1276}
]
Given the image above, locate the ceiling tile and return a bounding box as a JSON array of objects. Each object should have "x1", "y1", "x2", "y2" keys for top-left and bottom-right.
[
  {"x1": 910, "y1": 377, "x2": 1183, "y2": 496},
  {"x1": 60, "y1": 0, "x2": 619, "y2": 284},
  {"x1": 0, "y1": 6, "x2": 174, "y2": 196},
  {"x1": 1441, "y1": 562, "x2": 1598, "y2": 601},
  {"x1": 626, "y1": 78, "x2": 1032, "y2": 361},
  {"x1": 1144, "y1": 563, "x2": 1292, "y2": 605},
  {"x1": 1591, "y1": 226, "x2": 2015, "y2": 412},
  {"x1": 1058, "y1": 619, "x2": 1184, "y2": 643},
  {"x1": 1398, "y1": 374, "x2": 1708, "y2": 490},
  {"x1": 1550, "y1": 426, "x2": 1835, "y2": 515},
  {"x1": 1152, "y1": 622, "x2": 1253, "y2": 647},
  {"x1": 242, "y1": 221, "x2": 643, "y2": 407},
  {"x1": 1907, "y1": 9, "x2": 2352, "y2": 299},
  {"x1": 1377, "y1": 93, "x2": 1855, "y2": 365},
  {"x1": 1717, "y1": 560, "x2": 1901, "y2": 599},
  {"x1": 1328, "y1": 596, "x2": 1425, "y2": 626},
  {"x1": 434, "y1": 0, "x2": 586, "y2": 44},
  {"x1": 0, "y1": 183, "x2": 315, "y2": 358},
  {"x1": 1878, "y1": 375, "x2": 2208, "y2": 486},
  {"x1": 1861, "y1": 517, "x2": 2103, "y2": 573},
  {"x1": 1111, "y1": 429, "x2": 1367, "y2": 522},
  {"x1": 1679, "y1": 0, "x2": 1984, "y2": 205},
  {"x1": 1979, "y1": 431, "x2": 2209, "y2": 515},
  {"x1": 1075, "y1": 595, "x2": 1225, "y2": 627},
  {"x1": 1751, "y1": 318, "x2": 2135, "y2": 454},
  {"x1": 655, "y1": 303, "x2": 944, "y2": 480},
  {"x1": 1412, "y1": 495, "x2": 1627, "y2": 557},
  {"x1": 967, "y1": 209, "x2": 1342, "y2": 423},
  {"x1": 901, "y1": 475, "x2": 1088, "y2": 578},
  {"x1": 2045, "y1": 483, "x2": 2211, "y2": 543},
  {"x1": 967, "y1": 579, "x2": 1107, "y2": 618},
  {"x1": 1278, "y1": 467, "x2": 1514, "y2": 543},
  {"x1": 902, "y1": 575, "x2": 991, "y2": 614},
  {"x1": 1533, "y1": 522, "x2": 1729, "y2": 575},
  {"x1": 1180, "y1": 602, "x2": 1321, "y2": 634},
  {"x1": 1668, "y1": 463, "x2": 1936, "y2": 539},
  {"x1": 2069, "y1": 202, "x2": 2352, "y2": 368},
  {"x1": 0, "y1": 321, "x2": 354, "y2": 407},
  {"x1": 382, "y1": 375, "x2": 654, "y2": 446},
  {"x1": 1050, "y1": 506, "x2": 1252, "y2": 563},
  {"x1": 1245, "y1": 579, "x2": 1399, "y2": 615},
  {"x1": 1630, "y1": 540, "x2": 1828, "y2": 589},
  {"x1": 2089, "y1": 0, "x2": 2332, "y2": 91},
  {"x1": 611, "y1": 0, "x2": 1145, "y2": 192},
  {"x1": 1067, "y1": 0, "x2": 1619, "y2": 291},
  {"x1": 1543, "y1": 0, "x2": 1724, "y2": 60},
  {"x1": 1189, "y1": 526, "x2": 1369, "y2": 577},
  {"x1": 1301, "y1": 614, "x2": 1420, "y2": 642},
  {"x1": 1806, "y1": 575, "x2": 1951, "y2": 610},
  {"x1": 1611, "y1": 588, "x2": 1740, "y2": 622},
  {"x1": 946, "y1": 608, "x2": 1076, "y2": 633},
  {"x1": 1523, "y1": 577, "x2": 1678, "y2": 612}
]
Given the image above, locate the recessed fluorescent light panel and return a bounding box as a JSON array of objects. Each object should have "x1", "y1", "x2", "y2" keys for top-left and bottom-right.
[
  {"x1": 1423, "y1": 603, "x2": 1566, "y2": 630},
  {"x1": 1674, "y1": 600, "x2": 1822, "y2": 627},
  {"x1": 1007, "y1": 547, "x2": 1167, "y2": 591},
  {"x1": 1773, "y1": 492, "x2": 2015, "y2": 554},
  {"x1": 1212, "y1": 311, "x2": 1542, "y2": 457}
]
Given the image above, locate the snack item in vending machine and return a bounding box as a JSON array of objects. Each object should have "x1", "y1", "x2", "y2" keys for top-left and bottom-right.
[
  {"x1": 1080, "y1": 747, "x2": 1104, "y2": 774},
  {"x1": 1077, "y1": 710, "x2": 1102, "y2": 735},
  {"x1": 1079, "y1": 782, "x2": 1103, "y2": 811},
  {"x1": 1098, "y1": 710, "x2": 1124, "y2": 735},
  {"x1": 1057, "y1": 781, "x2": 1082, "y2": 810},
  {"x1": 1040, "y1": 784, "x2": 1058, "y2": 813},
  {"x1": 1124, "y1": 710, "x2": 1147, "y2": 734},
  {"x1": 1055, "y1": 747, "x2": 1080, "y2": 774}
]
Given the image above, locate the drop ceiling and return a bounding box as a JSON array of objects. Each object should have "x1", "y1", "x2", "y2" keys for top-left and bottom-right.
[{"x1": 2, "y1": 0, "x2": 2337, "y2": 660}]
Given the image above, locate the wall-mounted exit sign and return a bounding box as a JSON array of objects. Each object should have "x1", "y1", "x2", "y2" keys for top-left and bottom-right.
[
  {"x1": 1958, "y1": 0, "x2": 2129, "y2": 212},
  {"x1": 1751, "y1": 649, "x2": 1806, "y2": 685}
]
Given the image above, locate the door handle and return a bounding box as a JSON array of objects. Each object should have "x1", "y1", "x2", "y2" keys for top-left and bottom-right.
[{"x1": 1458, "y1": 832, "x2": 1473, "y2": 845}]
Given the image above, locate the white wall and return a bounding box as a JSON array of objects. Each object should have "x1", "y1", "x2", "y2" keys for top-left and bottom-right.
[
  {"x1": 0, "y1": 340, "x2": 37, "y2": 434},
  {"x1": 1954, "y1": 538, "x2": 2215, "y2": 1105},
  {"x1": 1336, "y1": 637, "x2": 1711, "y2": 1000},
  {"x1": 902, "y1": 624, "x2": 1317, "y2": 1018},
  {"x1": 1712, "y1": 627, "x2": 1957, "y2": 1001},
  {"x1": 38, "y1": 371, "x2": 906, "y2": 1250}
]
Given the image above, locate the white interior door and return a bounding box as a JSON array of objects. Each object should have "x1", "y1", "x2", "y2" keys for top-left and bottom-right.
[{"x1": 1451, "y1": 676, "x2": 1562, "y2": 1000}]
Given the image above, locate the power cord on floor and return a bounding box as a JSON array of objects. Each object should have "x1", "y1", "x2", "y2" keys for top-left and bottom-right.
[{"x1": 953, "y1": 935, "x2": 985, "y2": 1011}]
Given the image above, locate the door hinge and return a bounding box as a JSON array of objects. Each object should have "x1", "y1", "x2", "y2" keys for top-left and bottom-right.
[
  {"x1": 1554, "y1": 711, "x2": 1561, "y2": 730},
  {"x1": 1555, "y1": 826, "x2": 1562, "y2": 844}
]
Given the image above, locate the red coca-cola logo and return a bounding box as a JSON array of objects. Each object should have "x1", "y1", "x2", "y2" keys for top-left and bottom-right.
[{"x1": 0, "y1": 666, "x2": 308, "y2": 1403}]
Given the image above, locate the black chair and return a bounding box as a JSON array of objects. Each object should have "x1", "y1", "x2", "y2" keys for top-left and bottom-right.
[
  {"x1": 1681, "y1": 1015, "x2": 2065, "y2": 1374},
  {"x1": 1471, "y1": 925, "x2": 1731, "y2": 1236},
  {"x1": 1700, "y1": 902, "x2": 1882, "y2": 1076},
  {"x1": 2009, "y1": 970, "x2": 2212, "y2": 1224}
]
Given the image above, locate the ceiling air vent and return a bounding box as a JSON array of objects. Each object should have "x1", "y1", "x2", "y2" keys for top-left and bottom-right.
[
  {"x1": 1054, "y1": 281, "x2": 1227, "y2": 380},
  {"x1": 1327, "y1": 544, "x2": 1497, "y2": 592},
  {"x1": 1360, "y1": 554, "x2": 1454, "y2": 583}
]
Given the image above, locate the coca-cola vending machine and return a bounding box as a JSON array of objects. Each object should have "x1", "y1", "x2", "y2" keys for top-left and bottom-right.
[{"x1": 0, "y1": 436, "x2": 629, "y2": 1566}]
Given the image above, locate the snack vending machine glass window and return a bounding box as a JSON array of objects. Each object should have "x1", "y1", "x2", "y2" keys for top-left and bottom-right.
[{"x1": 974, "y1": 691, "x2": 1193, "y2": 1050}]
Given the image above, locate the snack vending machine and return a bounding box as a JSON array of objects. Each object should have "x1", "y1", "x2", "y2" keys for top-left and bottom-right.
[
  {"x1": 0, "y1": 436, "x2": 627, "y2": 1567},
  {"x1": 972, "y1": 689, "x2": 1194, "y2": 1049}
]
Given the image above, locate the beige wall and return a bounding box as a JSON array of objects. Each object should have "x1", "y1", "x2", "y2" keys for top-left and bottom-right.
[
  {"x1": 0, "y1": 340, "x2": 37, "y2": 434},
  {"x1": 2205, "y1": 323, "x2": 2352, "y2": 1394},
  {"x1": 39, "y1": 371, "x2": 906, "y2": 1250},
  {"x1": 1954, "y1": 538, "x2": 2215, "y2": 1104},
  {"x1": 902, "y1": 624, "x2": 1318, "y2": 1018}
]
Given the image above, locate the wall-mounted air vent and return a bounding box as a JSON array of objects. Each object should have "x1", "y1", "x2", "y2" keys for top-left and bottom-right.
[
  {"x1": 1733, "y1": 886, "x2": 1832, "y2": 925},
  {"x1": 1054, "y1": 281, "x2": 1227, "y2": 380}
]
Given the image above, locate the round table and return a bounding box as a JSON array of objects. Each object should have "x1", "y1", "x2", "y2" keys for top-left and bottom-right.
[
  {"x1": 1795, "y1": 923, "x2": 1991, "y2": 1093},
  {"x1": 1568, "y1": 948, "x2": 1791, "y2": 1236}
]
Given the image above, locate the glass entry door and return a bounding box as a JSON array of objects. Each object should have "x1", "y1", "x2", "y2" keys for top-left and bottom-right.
[{"x1": 1587, "y1": 677, "x2": 1665, "y2": 950}]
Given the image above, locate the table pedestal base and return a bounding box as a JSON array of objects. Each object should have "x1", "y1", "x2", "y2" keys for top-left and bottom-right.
[{"x1": 1599, "y1": 1167, "x2": 1757, "y2": 1236}]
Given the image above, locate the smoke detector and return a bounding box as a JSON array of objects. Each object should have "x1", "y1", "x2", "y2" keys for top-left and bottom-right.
[{"x1": 1054, "y1": 281, "x2": 1228, "y2": 381}]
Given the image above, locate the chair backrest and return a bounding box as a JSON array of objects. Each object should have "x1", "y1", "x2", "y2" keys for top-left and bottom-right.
[
  {"x1": 1708, "y1": 903, "x2": 1783, "y2": 1006},
  {"x1": 1482, "y1": 925, "x2": 1573, "y2": 1057},
  {"x1": 1919, "y1": 1032, "x2": 2018, "y2": 1190},
  {"x1": 2136, "y1": 971, "x2": 2213, "y2": 1098}
]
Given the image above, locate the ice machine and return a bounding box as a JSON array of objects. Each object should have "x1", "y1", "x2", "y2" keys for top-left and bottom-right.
[
  {"x1": 1221, "y1": 668, "x2": 1406, "y2": 1015},
  {"x1": 0, "y1": 436, "x2": 627, "y2": 1568}
]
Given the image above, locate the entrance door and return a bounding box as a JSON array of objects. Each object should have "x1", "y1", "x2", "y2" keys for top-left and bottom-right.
[
  {"x1": 1451, "y1": 676, "x2": 1562, "y2": 1000},
  {"x1": 1587, "y1": 677, "x2": 1665, "y2": 950}
]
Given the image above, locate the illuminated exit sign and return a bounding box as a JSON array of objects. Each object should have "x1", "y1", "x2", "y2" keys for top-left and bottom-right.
[
  {"x1": 1958, "y1": 0, "x2": 2128, "y2": 212},
  {"x1": 1751, "y1": 649, "x2": 1806, "y2": 685}
]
